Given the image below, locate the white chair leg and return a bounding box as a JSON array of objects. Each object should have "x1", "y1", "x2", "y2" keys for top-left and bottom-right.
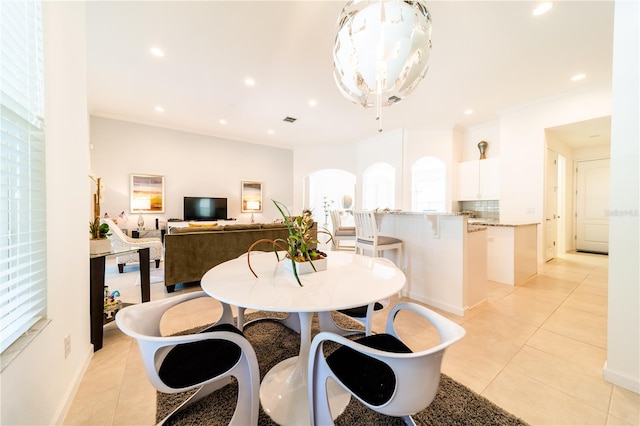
[
  {"x1": 317, "y1": 311, "x2": 364, "y2": 336},
  {"x1": 309, "y1": 350, "x2": 336, "y2": 426},
  {"x1": 402, "y1": 415, "x2": 418, "y2": 426},
  {"x1": 228, "y1": 354, "x2": 260, "y2": 426}
]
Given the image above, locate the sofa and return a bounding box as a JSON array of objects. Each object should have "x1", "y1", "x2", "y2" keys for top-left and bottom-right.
[{"x1": 164, "y1": 222, "x2": 294, "y2": 292}]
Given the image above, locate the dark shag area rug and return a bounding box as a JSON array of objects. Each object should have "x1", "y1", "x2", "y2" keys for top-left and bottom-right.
[{"x1": 157, "y1": 312, "x2": 528, "y2": 426}]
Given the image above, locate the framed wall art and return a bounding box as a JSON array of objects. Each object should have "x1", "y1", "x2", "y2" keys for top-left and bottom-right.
[
  {"x1": 241, "y1": 181, "x2": 263, "y2": 212},
  {"x1": 130, "y1": 174, "x2": 165, "y2": 213}
]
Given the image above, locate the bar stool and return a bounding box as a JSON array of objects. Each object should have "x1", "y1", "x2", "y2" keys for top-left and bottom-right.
[{"x1": 353, "y1": 210, "x2": 402, "y2": 263}]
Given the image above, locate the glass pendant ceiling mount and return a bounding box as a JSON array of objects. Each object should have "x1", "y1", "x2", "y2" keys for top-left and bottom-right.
[{"x1": 333, "y1": 0, "x2": 433, "y2": 132}]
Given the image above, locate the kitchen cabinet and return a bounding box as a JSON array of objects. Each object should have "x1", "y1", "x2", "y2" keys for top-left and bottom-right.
[
  {"x1": 486, "y1": 224, "x2": 537, "y2": 285},
  {"x1": 457, "y1": 158, "x2": 501, "y2": 200}
]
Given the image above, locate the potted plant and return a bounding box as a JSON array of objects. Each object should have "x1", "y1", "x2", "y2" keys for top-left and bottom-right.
[
  {"x1": 89, "y1": 219, "x2": 112, "y2": 254},
  {"x1": 247, "y1": 200, "x2": 331, "y2": 286}
]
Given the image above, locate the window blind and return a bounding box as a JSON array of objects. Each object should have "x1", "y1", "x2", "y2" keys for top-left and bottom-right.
[{"x1": 0, "y1": 1, "x2": 47, "y2": 354}]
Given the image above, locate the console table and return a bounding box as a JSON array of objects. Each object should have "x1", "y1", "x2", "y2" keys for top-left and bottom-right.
[
  {"x1": 89, "y1": 247, "x2": 150, "y2": 351},
  {"x1": 131, "y1": 228, "x2": 165, "y2": 240}
]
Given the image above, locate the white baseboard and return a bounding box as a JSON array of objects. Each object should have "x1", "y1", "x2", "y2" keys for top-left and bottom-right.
[
  {"x1": 53, "y1": 343, "x2": 94, "y2": 425},
  {"x1": 406, "y1": 292, "x2": 465, "y2": 317},
  {"x1": 603, "y1": 361, "x2": 640, "y2": 393}
]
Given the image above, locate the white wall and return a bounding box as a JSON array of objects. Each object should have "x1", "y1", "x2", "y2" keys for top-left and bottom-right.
[
  {"x1": 0, "y1": 3, "x2": 92, "y2": 424},
  {"x1": 403, "y1": 126, "x2": 461, "y2": 212},
  {"x1": 499, "y1": 84, "x2": 613, "y2": 262},
  {"x1": 356, "y1": 128, "x2": 405, "y2": 209},
  {"x1": 89, "y1": 117, "x2": 294, "y2": 227},
  {"x1": 604, "y1": 0, "x2": 639, "y2": 393},
  {"x1": 292, "y1": 142, "x2": 357, "y2": 213}
]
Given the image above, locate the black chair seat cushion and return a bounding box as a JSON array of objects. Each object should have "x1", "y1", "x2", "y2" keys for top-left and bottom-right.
[
  {"x1": 326, "y1": 333, "x2": 413, "y2": 406},
  {"x1": 159, "y1": 323, "x2": 244, "y2": 389},
  {"x1": 338, "y1": 302, "x2": 384, "y2": 318}
]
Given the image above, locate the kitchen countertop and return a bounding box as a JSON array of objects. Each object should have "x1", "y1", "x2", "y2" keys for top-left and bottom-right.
[
  {"x1": 467, "y1": 219, "x2": 539, "y2": 227},
  {"x1": 372, "y1": 211, "x2": 538, "y2": 228}
]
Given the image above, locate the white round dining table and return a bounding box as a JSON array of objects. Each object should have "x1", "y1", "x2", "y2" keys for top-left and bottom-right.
[{"x1": 200, "y1": 250, "x2": 406, "y2": 426}]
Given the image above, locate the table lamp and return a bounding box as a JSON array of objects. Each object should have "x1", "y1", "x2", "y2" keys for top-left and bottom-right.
[{"x1": 246, "y1": 201, "x2": 260, "y2": 223}]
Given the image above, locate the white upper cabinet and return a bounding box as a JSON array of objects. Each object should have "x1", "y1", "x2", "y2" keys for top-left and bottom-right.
[{"x1": 457, "y1": 158, "x2": 501, "y2": 200}]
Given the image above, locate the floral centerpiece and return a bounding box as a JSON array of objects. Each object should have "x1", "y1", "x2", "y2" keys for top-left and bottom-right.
[
  {"x1": 89, "y1": 175, "x2": 112, "y2": 254},
  {"x1": 247, "y1": 200, "x2": 331, "y2": 286}
]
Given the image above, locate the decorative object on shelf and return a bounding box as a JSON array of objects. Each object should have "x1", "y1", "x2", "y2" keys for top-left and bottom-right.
[
  {"x1": 137, "y1": 211, "x2": 146, "y2": 229},
  {"x1": 89, "y1": 174, "x2": 103, "y2": 222},
  {"x1": 89, "y1": 175, "x2": 111, "y2": 254},
  {"x1": 103, "y1": 287, "x2": 122, "y2": 321},
  {"x1": 89, "y1": 220, "x2": 111, "y2": 240},
  {"x1": 118, "y1": 210, "x2": 128, "y2": 223},
  {"x1": 333, "y1": 0, "x2": 432, "y2": 132},
  {"x1": 89, "y1": 219, "x2": 112, "y2": 254},
  {"x1": 321, "y1": 196, "x2": 334, "y2": 225},
  {"x1": 341, "y1": 194, "x2": 354, "y2": 210},
  {"x1": 247, "y1": 200, "x2": 331, "y2": 286},
  {"x1": 241, "y1": 181, "x2": 263, "y2": 218},
  {"x1": 477, "y1": 140, "x2": 488, "y2": 159},
  {"x1": 131, "y1": 197, "x2": 150, "y2": 229},
  {"x1": 130, "y1": 174, "x2": 165, "y2": 214}
]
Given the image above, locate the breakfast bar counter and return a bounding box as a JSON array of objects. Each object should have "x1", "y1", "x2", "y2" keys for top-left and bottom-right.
[{"x1": 375, "y1": 212, "x2": 487, "y2": 316}]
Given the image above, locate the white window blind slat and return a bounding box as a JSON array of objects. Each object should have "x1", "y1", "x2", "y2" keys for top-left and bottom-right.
[{"x1": 0, "y1": 0, "x2": 47, "y2": 356}]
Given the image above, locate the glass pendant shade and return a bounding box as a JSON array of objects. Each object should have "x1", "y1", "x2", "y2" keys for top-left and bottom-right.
[{"x1": 333, "y1": 0, "x2": 432, "y2": 122}]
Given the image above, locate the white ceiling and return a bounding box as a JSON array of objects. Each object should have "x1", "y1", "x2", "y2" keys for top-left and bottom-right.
[{"x1": 85, "y1": 1, "x2": 614, "y2": 150}]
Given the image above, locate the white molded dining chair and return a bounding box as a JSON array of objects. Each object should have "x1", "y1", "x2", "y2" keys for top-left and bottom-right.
[
  {"x1": 309, "y1": 302, "x2": 466, "y2": 426},
  {"x1": 115, "y1": 291, "x2": 260, "y2": 426},
  {"x1": 330, "y1": 210, "x2": 355, "y2": 251},
  {"x1": 102, "y1": 218, "x2": 163, "y2": 273}
]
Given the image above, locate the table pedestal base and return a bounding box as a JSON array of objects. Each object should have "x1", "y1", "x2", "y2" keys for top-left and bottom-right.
[{"x1": 260, "y1": 356, "x2": 350, "y2": 426}]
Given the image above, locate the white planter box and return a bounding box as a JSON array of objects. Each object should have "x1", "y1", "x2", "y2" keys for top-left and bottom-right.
[
  {"x1": 90, "y1": 238, "x2": 112, "y2": 255},
  {"x1": 283, "y1": 257, "x2": 327, "y2": 275}
]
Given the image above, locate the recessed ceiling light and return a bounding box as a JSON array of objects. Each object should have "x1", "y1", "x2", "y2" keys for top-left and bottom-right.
[
  {"x1": 155, "y1": 106, "x2": 165, "y2": 112},
  {"x1": 150, "y1": 47, "x2": 164, "y2": 57},
  {"x1": 464, "y1": 109, "x2": 474, "y2": 115},
  {"x1": 267, "y1": 129, "x2": 275, "y2": 135},
  {"x1": 219, "y1": 119, "x2": 227, "y2": 124},
  {"x1": 571, "y1": 73, "x2": 586, "y2": 81},
  {"x1": 308, "y1": 99, "x2": 317, "y2": 107},
  {"x1": 532, "y1": 2, "x2": 553, "y2": 16},
  {"x1": 245, "y1": 78, "x2": 255, "y2": 86}
]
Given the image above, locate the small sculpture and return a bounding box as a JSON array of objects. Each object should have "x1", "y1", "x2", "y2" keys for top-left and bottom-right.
[{"x1": 477, "y1": 140, "x2": 488, "y2": 159}]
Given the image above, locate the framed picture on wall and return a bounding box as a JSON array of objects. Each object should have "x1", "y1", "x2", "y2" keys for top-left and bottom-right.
[
  {"x1": 241, "y1": 181, "x2": 263, "y2": 212},
  {"x1": 130, "y1": 174, "x2": 165, "y2": 213}
]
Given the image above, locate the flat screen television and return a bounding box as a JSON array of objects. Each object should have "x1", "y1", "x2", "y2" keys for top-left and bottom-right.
[{"x1": 183, "y1": 197, "x2": 228, "y2": 221}]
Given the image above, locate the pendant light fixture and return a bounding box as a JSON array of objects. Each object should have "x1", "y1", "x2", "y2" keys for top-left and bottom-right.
[{"x1": 333, "y1": 0, "x2": 433, "y2": 132}]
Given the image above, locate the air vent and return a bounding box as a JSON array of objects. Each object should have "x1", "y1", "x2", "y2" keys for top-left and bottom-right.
[{"x1": 283, "y1": 116, "x2": 297, "y2": 123}]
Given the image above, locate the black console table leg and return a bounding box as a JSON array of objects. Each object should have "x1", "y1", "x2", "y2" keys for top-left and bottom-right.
[
  {"x1": 89, "y1": 256, "x2": 106, "y2": 351},
  {"x1": 139, "y1": 247, "x2": 150, "y2": 303}
]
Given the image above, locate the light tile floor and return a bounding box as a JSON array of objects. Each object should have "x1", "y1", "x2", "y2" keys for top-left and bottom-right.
[{"x1": 63, "y1": 251, "x2": 640, "y2": 425}]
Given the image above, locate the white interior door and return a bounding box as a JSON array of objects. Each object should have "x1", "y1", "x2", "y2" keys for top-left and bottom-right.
[
  {"x1": 576, "y1": 158, "x2": 610, "y2": 254},
  {"x1": 545, "y1": 149, "x2": 558, "y2": 261}
]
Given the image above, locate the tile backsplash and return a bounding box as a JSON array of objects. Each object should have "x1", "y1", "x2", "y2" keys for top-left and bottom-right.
[{"x1": 461, "y1": 200, "x2": 500, "y2": 220}]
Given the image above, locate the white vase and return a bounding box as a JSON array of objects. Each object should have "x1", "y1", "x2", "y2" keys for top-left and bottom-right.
[
  {"x1": 283, "y1": 257, "x2": 327, "y2": 275},
  {"x1": 90, "y1": 238, "x2": 112, "y2": 255}
]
